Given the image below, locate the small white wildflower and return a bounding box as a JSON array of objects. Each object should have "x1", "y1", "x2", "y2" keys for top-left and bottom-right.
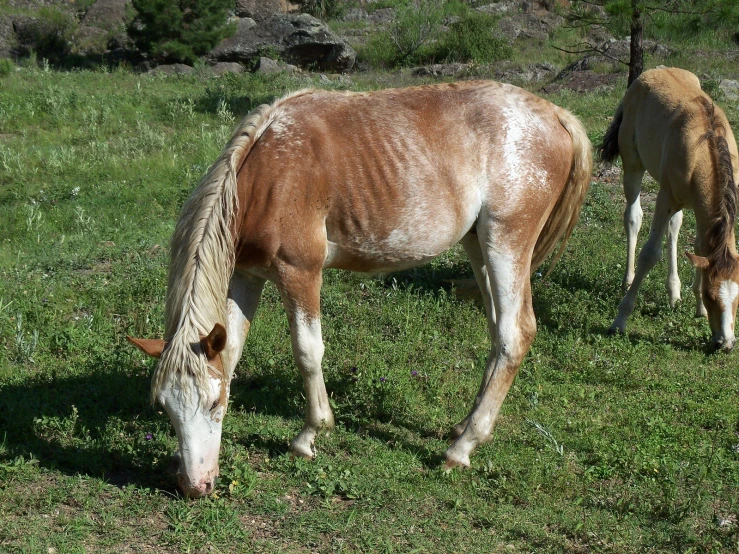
[{"x1": 71, "y1": 187, "x2": 80, "y2": 197}]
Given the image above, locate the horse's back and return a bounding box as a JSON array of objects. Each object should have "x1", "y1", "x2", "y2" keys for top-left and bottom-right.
[
  {"x1": 620, "y1": 67, "x2": 737, "y2": 199},
  {"x1": 235, "y1": 81, "x2": 575, "y2": 274}
]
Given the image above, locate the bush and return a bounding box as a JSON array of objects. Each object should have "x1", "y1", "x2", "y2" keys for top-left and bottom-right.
[
  {"x1": 0, "y1": 59, "x2": 15, "y2": 77},
  {"x1": 435, "y1": 13, "x2": 512, "y2": 64},
  {"x1": 359, "y1": 6, "x2": 511, "y2": 69},
  {"x1": 128, "y1": 0, "x2": 236, "y2": 65},
  {"x1": 358, "y1": 1, "x2": 444, "y2": 68},
  {"x1": 16, "y1": 7, "x2": 78, "y2": 63},
  {"x1": 302, "y1": 0, "x2": 346, "y2": 20}
]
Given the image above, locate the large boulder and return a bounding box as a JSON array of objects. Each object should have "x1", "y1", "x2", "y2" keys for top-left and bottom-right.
[
  {"x1": 73, "y1": 0, "x2": 131, "y2": 57},
  {"x1": 0, "y1": 17, "x2": 15, "y2": 58},
  {"x1": 209, "y1": 13, "x2": 355, "y2": 72}
]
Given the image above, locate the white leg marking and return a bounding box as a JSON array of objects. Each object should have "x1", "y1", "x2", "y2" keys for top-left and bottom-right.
[
  {"x1": 718, "y1": 280, "x2": 738, "y2": 349},
  {"x1": 622, "y1": 169, "x2": 644, "y2": 292},
  {"x1": 611, "y1": 190, "x2": 674, "y2": 333},
  {"x1": 289, "y1": 309, "x2": 334, "y2": 460},
  {"x1": 445, "y1": 240, "x2": 534, "y2": 468},
  {"x1": 666, "y1": 210, "x2": 683, "y2": 308},
  {"x1": 451, "y1": 234, "x2": 497, "y2": 439}
]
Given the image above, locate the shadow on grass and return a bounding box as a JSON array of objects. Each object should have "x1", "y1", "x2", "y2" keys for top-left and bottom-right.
[{"x1": 0, "y1": 351, "x2": 177, "y2": 494}]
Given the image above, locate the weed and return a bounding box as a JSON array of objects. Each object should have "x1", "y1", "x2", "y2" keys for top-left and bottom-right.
[{"x1": 13, "y1": 313, "x2": 39, "y2": 364}]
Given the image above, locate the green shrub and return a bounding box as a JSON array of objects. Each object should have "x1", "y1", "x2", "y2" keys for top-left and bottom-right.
[
  {"x1": 0, "y1": 59, "x2": 15, "y2": 77},
  {"x1": 302, "y1": 0, "x2": 346, "y2": 20},
  {"x1": 358, "y1": 1, "x2": 444, "y2": 68},
  {"x1": 434, "y1": 13, "x2": 512, "y2": 64},
  {"x1": 16, "y1": 7, "x2": 78, "y2": 63},
  {"x1": 128, "y1": 0, "x2": 236, "y2": 65}
]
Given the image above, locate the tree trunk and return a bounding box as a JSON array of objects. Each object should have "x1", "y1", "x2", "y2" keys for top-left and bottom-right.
[{"x1": 628, "y1": 0, "x2": 643, "y2": 87}]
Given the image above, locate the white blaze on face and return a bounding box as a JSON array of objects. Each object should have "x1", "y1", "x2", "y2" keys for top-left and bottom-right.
[
  {"x1": 159, "y1": 373, "x2": 224, "y2": 496},
  {"x1": 718, "y1": 279, "x2": 739, "y2": 346}
]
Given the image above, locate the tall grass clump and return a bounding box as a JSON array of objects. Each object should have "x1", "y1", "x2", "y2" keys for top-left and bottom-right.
[
  {"x1": 435, "y1": 13, "x2": 512, "y2": 64},
  {"x1": 360, "y1": 6, "x2": 510, "y2": 68},
  {"x1": 359, "y1": 0, "x2": 444, "y2": 68}
]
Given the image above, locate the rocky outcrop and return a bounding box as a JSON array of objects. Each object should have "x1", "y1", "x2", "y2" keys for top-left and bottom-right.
[
  {"x1": 210, "y1": 13, "x2": 355, "y2": 71},
  {"x1": 236, "y1": 0, "x2": 297, "y2": 22}
]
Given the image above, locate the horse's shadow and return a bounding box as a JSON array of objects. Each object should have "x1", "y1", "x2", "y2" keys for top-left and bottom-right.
[{"x1": 0, "y1": 351, "x2": 177, "y2": 492}]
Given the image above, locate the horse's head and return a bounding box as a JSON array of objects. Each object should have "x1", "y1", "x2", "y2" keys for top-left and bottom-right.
[
  {"x1": 128, "y1": 324, "x2": 228, "y2": 498},
  {"x1": 687, "y1": 252, "x2": 739, "y2": 352}
]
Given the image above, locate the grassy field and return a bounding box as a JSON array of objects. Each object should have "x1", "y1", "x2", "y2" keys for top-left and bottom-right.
[{"x1": 1, "y1": 39, "x2": 739, "y2": 554}]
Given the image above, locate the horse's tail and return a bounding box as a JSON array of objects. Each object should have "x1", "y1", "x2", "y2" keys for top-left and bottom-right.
[
  {"x1": 532, "y1": 107, "x2": 593, "y2": 276},
  {"x1": 599, "y1": 100, "x2": 623, "y2": 164}
]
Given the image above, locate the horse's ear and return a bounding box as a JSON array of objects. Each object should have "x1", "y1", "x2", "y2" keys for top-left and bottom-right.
[
  {"x1": 201, "y1": 323, "x2": 227, "y2": 360},
  {"x1": 685, "y1": 252, "x2": 710, "y2": 269},
  {"x1": 127, "y1": 336, "x2": 166, "y2": 358}
]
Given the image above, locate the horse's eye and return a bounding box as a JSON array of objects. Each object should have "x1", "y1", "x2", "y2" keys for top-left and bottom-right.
[{"x1": 210, "y1": 400, "x2": 219, "y2": 411}]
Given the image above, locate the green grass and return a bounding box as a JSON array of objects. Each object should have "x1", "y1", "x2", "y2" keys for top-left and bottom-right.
[{"x1": 0, "y1": 58, "x2": 738, "y2": 553}]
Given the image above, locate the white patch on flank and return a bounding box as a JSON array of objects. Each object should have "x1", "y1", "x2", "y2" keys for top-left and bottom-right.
[
  {"x1": 500, "y1": 102, "x2": 551, "y2": 204},
  {"x1": 719, "y1": 279, "x2": 739, "y2": 339}
]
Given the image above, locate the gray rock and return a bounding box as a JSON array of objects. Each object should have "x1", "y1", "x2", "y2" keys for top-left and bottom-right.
[
  {"x1": 412, "y1": 63, "x2": 471, "y2": 77},
  {"x1": 0, "y1": 17, "x2": 15, "y2": 58},
  {"x1": 236, "y1": 0, "x2": 297, "y2": 22},
  {"x1": 719, "y1": 79, "x2": 739, "y2": 100},
  {"x1": 495, "y1": 62, "x2": 556, "y2": 83},
  {"x1": 81, "y1": 0, "x2": 129, "y2": 31},
  {"x1": 367, "y1": 8, "x2": 395, "y2": 25},
  {"x1": 255, "y1": 56, "x2": 281, "y2": 74},
  {"x1": 209, "y1": 62, "x2": 244, "y2": 76},
  {"x1": 210, "y1": 13, "x2": 355, "y2": 72},
  {"x1": 496, "y1": 11, "x2": 563, "y2": 43},
  {"x1": 342, "y1": 8, "x2": 368, "y2": 22},
  {"x1": 148, "y1": 63, "x2": 194, "y2": 75}
]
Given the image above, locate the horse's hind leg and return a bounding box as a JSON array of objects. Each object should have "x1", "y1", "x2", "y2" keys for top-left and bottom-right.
[
  {"x1": 610, "y1": 188, "x2": 676, "y2": 334},
  {"x1": 666, "y1": 210, "x2": 683, "y2": 308},
  {"x1": 445, "y1": 227, "x2": 536, "y2": 468},
  {"x1": 623, "y1": 167, "x2": 645, "y2": 292},
  {"x1": 277, "y1": 268, "x2": 334, "y2": 460},
  {"x1": 450, "y1": 232, "x2": 497, "y2": 439}
]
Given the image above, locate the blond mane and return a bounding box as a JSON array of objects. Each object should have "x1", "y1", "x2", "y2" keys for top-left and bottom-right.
[{"x1": 151, "y1": 89, "x2": 314, "y2": 403}]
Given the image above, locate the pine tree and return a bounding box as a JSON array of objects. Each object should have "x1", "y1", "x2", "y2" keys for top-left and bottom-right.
[{"x1": 128, "y1": 0, "x2": 236, "y2": 65}]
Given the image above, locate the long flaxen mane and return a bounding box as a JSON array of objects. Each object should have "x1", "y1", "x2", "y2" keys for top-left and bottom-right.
[
  {"x1": 151, "y1": 90, "x2": 313, "y2": 404},
  {"x1": 696, "y1": 96, "x2": 738, "y2": 277}
]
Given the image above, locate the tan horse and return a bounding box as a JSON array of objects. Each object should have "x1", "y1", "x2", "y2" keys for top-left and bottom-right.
[
  {"x1": 601, "y1": 67, "x2": 739, "y2": 350},
  {"x1": 128, "y1": 81, "x2": 592, "y2": 498}
]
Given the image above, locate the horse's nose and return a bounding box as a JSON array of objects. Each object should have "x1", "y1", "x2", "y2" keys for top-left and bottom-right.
[
  {"x1": 178, "y1": 475, "x2": 216, "y2": 498},
  {"x1": 712, "y1": 338, "x2": 735, "y2": 352}
]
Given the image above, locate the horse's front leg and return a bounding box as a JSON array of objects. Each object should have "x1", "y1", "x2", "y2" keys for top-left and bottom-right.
[
  {"x1": 277, "y1": 267, "x2": 334, "y2": 460},
  {"x1": 622, "y1": 168, "x2": 645, "y2": 292},
  {"x1": 610, "y1": 189, "x2": 675, "y2": 334},
  {"x1": 666, "y1": 210, "x2": 683, "y2": 308},
  {"x1": 224, "y1": 271, "x2": 266, "y2": 377},
  {"x1": 445, "y1": 242, "x2": 536, "y2": 468}
]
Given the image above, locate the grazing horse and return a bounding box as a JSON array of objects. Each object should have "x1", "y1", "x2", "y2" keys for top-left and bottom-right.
[
  {"x1": 128, "y1": 81, "x2": 592, "y2": 498},
  {"x1": 601, "y1": 67, "x2": 739, "y2": 350}
]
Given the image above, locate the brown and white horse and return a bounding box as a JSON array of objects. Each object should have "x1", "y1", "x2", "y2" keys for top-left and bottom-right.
[
  {"x1": 128, "y1": 81, "x2": 592, "y2": 497},
  {"x1": 601, "y1": 68, "x2": 739, "y2": 350}
]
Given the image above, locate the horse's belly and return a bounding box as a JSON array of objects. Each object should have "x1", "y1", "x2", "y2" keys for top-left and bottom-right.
[{"x1": 324, "y1": 220, "x2": 471, "y2": 273}]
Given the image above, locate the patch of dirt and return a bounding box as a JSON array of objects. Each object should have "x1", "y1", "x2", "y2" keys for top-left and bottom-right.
[{"x1": 541, "y1": 70, "x2": 623, "y2": 93}]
